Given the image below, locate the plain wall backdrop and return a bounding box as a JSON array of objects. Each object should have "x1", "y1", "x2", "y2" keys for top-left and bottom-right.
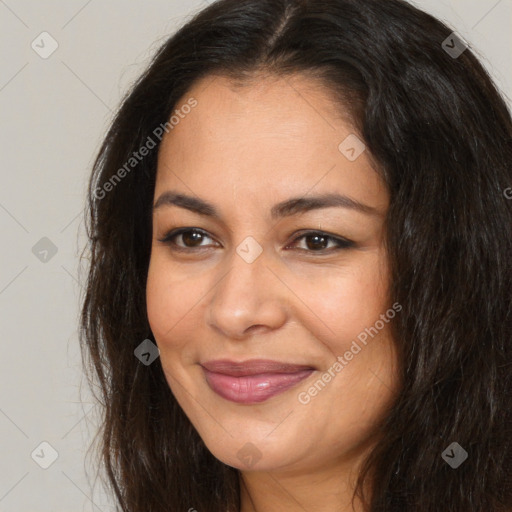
[{"x1": 0, "y1": 0, "x2": 510, "y2": 510}]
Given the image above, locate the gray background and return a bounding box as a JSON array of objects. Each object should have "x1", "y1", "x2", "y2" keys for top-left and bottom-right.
[{"x1": 0, "y1": 0, "x2": 510, "y2": 510}]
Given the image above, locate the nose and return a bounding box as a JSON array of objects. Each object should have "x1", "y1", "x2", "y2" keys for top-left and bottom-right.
[{"x1": 206, "y1": 242, "x2": 289, "y2": 340}]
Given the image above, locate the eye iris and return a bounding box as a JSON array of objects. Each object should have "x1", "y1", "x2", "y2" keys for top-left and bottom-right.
[
  {"x1": 183, "y1": 230, "x2": 203, "y2": 247},
  {"x1": 306, "y1": 234, "x2": 328, "y2": 250}
]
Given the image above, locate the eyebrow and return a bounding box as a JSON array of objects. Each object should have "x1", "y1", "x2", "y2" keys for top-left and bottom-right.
[{"x1": 152, "y1": 191, "x2": 381, "y2": 219}]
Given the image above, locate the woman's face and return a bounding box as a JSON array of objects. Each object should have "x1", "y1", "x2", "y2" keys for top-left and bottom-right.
[{"x1": 146, "y1": 73, "x2": 400, "y2": 474}]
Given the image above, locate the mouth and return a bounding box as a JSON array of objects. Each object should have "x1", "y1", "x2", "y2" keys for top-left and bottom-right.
[{"x1": 200, "y1": 359, "x2": 316, "y2": 404}]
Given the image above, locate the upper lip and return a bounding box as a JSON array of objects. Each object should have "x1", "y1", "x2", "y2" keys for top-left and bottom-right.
[{"x1": 201, "y1": 359, "x2": 315, "y2": 377}]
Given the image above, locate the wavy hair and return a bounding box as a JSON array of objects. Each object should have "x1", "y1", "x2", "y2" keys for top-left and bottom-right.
[{"x1": 79, "y1": 0, "x2": 512, "y2": 510}]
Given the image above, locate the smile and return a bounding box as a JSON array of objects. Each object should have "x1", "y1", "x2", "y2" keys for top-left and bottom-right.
[{"x1": 200, "y1": 359, "x2": 316, "y2": 404}]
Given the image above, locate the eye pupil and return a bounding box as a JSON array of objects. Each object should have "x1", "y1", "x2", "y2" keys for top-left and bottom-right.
[
  {"x1": 183, "y1": 230, "x2": 203, "y2": 247},
  {"x1": 306, "y1": 234, "x2": 328, "y2": 251}
]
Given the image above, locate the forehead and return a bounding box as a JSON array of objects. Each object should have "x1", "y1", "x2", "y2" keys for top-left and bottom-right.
[{"x1": 155, "y1": 74, "x2": 387, "y2": 212}]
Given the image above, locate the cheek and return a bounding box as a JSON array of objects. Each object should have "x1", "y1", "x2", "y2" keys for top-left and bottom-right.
[
  {"x1": 146, "y1": 252, "x2": 217, "y2": 361},
  {"x1": 146, "y1": 253, "x2": 190, "y2": 345},
  {"x1": 292, "y1": 254, "x2": 390, "y2": 350}
]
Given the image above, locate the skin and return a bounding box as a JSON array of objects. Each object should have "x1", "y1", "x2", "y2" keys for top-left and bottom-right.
[{"x1": 146, "y1": 72, "x2": 401, "y2": 512}]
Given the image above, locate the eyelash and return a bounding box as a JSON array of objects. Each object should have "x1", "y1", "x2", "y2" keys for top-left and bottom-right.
[{"x1": 157, "y1": 228, "x2": 354, "y2": 254}]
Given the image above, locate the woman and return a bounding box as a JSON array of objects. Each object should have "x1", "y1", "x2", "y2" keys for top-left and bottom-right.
[{"x1": 80, "y1": 0, "x2": 512, "y2": 510}]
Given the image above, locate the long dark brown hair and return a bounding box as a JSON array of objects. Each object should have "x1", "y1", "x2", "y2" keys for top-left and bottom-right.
[{"x1": 79, "y1": 0, "x2": 512, "y2": 510}]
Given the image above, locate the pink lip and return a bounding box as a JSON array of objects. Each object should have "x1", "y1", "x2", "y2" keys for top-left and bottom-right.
[{"x1": 200, "y1": 359, "x2": 315, "y2": 404}]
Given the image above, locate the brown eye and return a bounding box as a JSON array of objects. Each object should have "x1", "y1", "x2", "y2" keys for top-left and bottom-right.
[
  {"x1": 158, "y1": 228, "x2": 354, "y2": 255},
  {"x1": 286, "y1": 231, "x2": 354, "y2": 253},
  {"x1": 180, "y1": 229, "x2": 206, "y2": 247},
  {"x1": 303, "y1": 233, "x2": 329, "y2": 251},
  {"x1": 158, "y1": 228, "x2": 216, "y2": 250}
]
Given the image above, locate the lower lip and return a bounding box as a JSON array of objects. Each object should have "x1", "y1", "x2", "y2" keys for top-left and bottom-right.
[{"x1": 202, "y1": 368, "x2": 314, "y2": 404}]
